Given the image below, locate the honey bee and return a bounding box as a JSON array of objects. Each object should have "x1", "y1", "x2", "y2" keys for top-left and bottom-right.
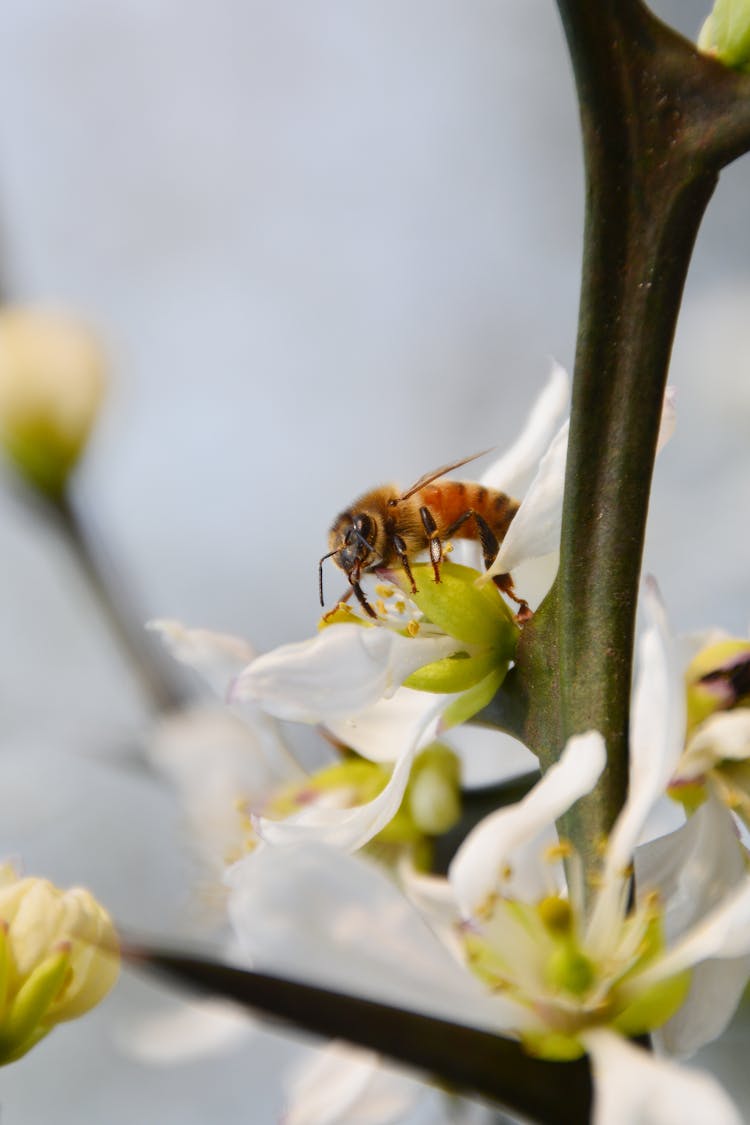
[{"x1": 319, "y1": 451, "x2": 525, "y2": 620}]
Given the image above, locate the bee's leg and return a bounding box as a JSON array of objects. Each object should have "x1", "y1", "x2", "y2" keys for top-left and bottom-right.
[
  {"x1": 418, "y1": 506, "x2": 443, "y2": 583},
  {"x1": 391, "y1": 533, "x2": 418, "y2": 594},
  {"x1": 444, "y1": 509, "x2": 533, "y2": 622},
  {"x1": 351, "y1": 580, "x2": 378, "y2": 619},
  {"x1": 472, "y1": 513, "x2": 532, "y2": 620},
  {"x1": 493, "y1": 571, "x2": 532, "y2": 623}
]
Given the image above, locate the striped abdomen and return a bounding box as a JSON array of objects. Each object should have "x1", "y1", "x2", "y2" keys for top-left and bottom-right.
[{"x1": 417, "y1": 481, "x2": 518, "y2": 541}]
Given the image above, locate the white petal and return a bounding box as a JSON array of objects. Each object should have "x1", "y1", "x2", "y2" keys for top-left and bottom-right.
[
  {"x1": 115, "y1": 998, "x2": 253, "y2": 1064},
  {"x1": 147, "y1": 619, "x2": 255, "y2": 697},
  {"x1": 644, "y1": 875, "x2": 750, "y2": 981},
  {"x1": 636, "y1": 796, "x2": 750, "y2": 1056},
  {"x1": 232, "y1": 626, "x2": 458, "y2": 724},
  {"x1": 585, "y1": 1029, "x2": 743, "y2": 1125},
  {"x1": 657, "y1": 385, "x2": 677, "y2": 453},
  {"x1": 449, "y1": 731, "x2": 606, "y2": 915},
  {"x1": 636, "y1": 795, "x2": 746, "y2": 941},
  {"x1": 283, "y1": 1042, "x2": 424, "y2": 1125},
  {"x1": 480, "y1": 360, "x2": 570, "y2": 497},
  {"x1": 604, "y1": 580, "x2": 685, "y2": 879},
  {"x1": 486, "y1": 420, "x2": 568, "y2": 578},
  {"x1": 326, "y1": 686, "x2": 445, "y2": 765},
  {"x1": 397, "y1": 861, "x2": 465, "y2": 961},
  {"x1": 501, "y1": 551, "x2": 560, "y2": 611},
  {"x1": 657, "y1": 954, "x2": 750, "y2": 1060},
  {"x1": 254, "y1": 699, "x2": 445, "y2": 851},
  {"x1": 445, "y1": 724, "x2": 538, "y2": 789},
  {"x1": 226, "y1": 844, "x2": 518, "y2": 1032},
  {"x1": 148, "y1": 706, "x2": 298, "y2": 876},
  {"x1": 682, "y1": 710, "x2": 750, "y2": 773}
]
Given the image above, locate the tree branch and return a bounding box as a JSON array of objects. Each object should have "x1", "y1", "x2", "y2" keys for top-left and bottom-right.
[{"x1": 498, "y1": 0, "x2": 750, "y2": 872}]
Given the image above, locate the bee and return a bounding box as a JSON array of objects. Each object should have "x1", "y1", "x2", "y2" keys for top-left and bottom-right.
[{"x1": 319, "y1": 451, "x2": 526, "y2": 620}]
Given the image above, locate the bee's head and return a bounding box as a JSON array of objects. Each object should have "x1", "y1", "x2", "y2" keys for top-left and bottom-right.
[{"x1": 319, "y1": 510, "x2": 379, "y2": 606}]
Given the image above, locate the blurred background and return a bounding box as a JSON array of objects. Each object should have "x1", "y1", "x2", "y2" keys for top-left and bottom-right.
[{"x1": 0, "y1": 0, "x2": 748, "y2": 1120}]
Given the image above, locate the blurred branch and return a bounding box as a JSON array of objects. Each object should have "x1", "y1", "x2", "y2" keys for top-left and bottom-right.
[
  {"x1": 54, "y1": 491, "x2": 191, "y2": 714},
  {"x1": 123, "y1": 940, "x2": 592, "y2": 1125}
]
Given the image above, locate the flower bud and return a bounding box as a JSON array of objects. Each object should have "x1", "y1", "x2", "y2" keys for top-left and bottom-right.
[
  {"x1": 0, "y1": 865, "x2": 119, "y2": 1063},
  {"x1": 407, "y1": 746, "x2": 461, "y2": 835},
  {"x1": 699, "y1": 0, "x2": 750, "y2": 72},
  {"x1": 0, "y1": 306, "x2": 106, "y2": 498}
]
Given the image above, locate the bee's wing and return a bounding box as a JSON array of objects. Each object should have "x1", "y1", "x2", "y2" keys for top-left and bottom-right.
[{"x1": 397, "y1": 449, "x2": 494, "y2": 501}]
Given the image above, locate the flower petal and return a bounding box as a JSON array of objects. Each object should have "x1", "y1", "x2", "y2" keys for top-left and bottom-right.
[
  {"x1": 325, "y1": 687, "x2": 444, "y2": 765},
  {"x1": 485, "y1": 420, "x2": 568, "y2": 578},
  {"x1": 115, "y1": 997, "x2": 253, "y2": 1064},
  {"x1": 480, "y1": 361, "x2": 570, "y2": 497},
  {"x1": 681, "y1": 709, "x2": 750, "y2": 776},
  {"x1": 604, "y1": 579, "x2": 685, "y2": 879},
  {"x1": 636, "y1": 795, "x2": 746, "y2": 940},
  {"x1": 254, "y1": 699, "x2": 445, "y2": 851},
  {"x1": 585, "y1": 1029, "x2": 743, "y2": 1125},
  {"x1": 231, "y1": 626, "x2": 458, "y2": 723},
  {"x1": 226, "y1": 843, "x2": 519, "y2": 1032},
  {"x1": 449, "y1": 731, "x2": 606, "y2": 914},
  {"x1": 148, "y1": 706, "x2": 299, "y2": 877},
  {"x1": 635, "y1": 795, "x2": 750, "y2": 1056},
  {"x1": 147, "y1": 619, "x2": 255, "y2": 697},
  {"x1": 643, "y1": 875, "x2": 750, "y2": 981},
  {"x1": 657, "y1": 386, "x2": 677, "y2": 453},
  {"x1": 283, "y1": 1042, "x2": 425, "y2": 1125},
  {"x1": 445, "y1": 724, "x2": 538, "y2": 789}
]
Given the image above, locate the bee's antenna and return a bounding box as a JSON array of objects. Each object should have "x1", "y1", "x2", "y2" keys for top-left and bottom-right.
[{"x1": 318, "y1": 550, "x2": 337, "y2": 606}]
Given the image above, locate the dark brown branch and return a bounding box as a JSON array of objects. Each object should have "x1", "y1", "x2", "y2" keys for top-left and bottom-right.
[
  {"x1": 495, "y1": 0, "x2": 750, "y2": 867},
  {"x1": 124, "y1": 941, "x2": 592, "y2": 1125}
]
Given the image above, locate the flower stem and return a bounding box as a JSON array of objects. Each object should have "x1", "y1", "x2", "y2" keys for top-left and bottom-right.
[
  {"x1": 499, "y1": 2, "x2": 750, "y2": 879},
  {"x1": 54, "y1": 491, "x2": 191, "y2": 714}
]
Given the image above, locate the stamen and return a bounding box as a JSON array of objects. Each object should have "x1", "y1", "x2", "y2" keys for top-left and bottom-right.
[{"x1": 544, "y1": 839, "x2": 574, "y2": 863}]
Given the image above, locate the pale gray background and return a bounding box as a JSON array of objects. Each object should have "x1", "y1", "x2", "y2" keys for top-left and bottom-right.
[{"x1": 0, "y1": 1, "x2": 748, "y2": 1122}]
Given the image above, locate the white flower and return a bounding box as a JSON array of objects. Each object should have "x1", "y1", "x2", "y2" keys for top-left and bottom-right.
[
  {"x1": 224, "y1": 582, "x2": 750, "y2": 1124},
  {"x1": 148, "y1": 623, "x2": 459, "y2": 856},
  {"x1": 146, "y1": 369, "x2": 566, "y2": 854}
]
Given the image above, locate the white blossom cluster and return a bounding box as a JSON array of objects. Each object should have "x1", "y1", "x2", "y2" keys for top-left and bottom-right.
[{"x1": 148, "y1": 368, "x2": 750, "y2": 1125}]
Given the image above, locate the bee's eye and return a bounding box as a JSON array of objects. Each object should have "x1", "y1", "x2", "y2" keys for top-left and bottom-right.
[{"x1": 355, "y1": 513, "x2": 373, "y2": 540}]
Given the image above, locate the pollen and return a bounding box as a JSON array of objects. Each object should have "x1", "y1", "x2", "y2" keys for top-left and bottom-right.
[
  {"x1": 544, "y1": 839, "x2": 574, "y2": 863},
  {"x1": 406, "y1": 620, "x2": 420, "y2": 637},
  {"x1": 475, "y1": 891, "x2": 500, "y2": 921},
  {"x1": 375, "y1": 584, "x2": 395, "y2": 599},
  {"x1": 724, "y1": 786, "x2": 744, "y2": 810}
]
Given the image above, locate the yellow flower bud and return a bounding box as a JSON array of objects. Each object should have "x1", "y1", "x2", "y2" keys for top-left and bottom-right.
[
  {"x1": 0, "y1": 306, "x2": 106, "y2": 498},
  {"x1": 0, "y1": 865, "x2": 119, "y2": 1063}
]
